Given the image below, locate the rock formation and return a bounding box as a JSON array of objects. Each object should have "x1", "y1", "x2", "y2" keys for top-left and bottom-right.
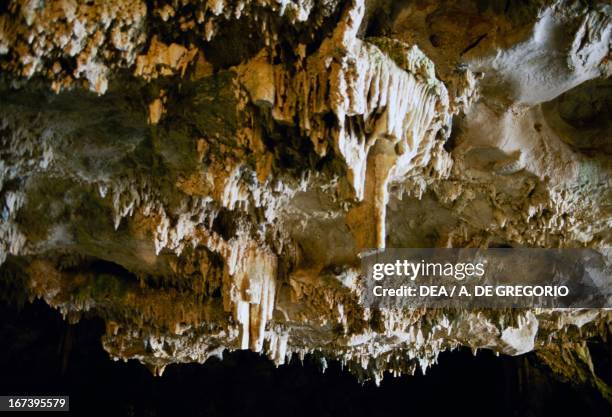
[{"x1": 0, "y1": 0, "x2": 610, "y2": 396}]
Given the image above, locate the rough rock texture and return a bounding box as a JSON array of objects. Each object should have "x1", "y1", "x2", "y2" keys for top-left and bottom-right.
[{"x1": 0, "y1": 0, "x2": 611, "y2": 394}]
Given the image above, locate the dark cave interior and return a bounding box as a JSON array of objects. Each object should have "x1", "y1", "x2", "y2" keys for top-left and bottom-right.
[{"x1": 0, "y1": 299, "x2": 610, "y2": 417}]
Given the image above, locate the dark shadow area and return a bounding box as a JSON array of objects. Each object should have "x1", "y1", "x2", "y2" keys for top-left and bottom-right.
[
  {"x1": 0, "y1": 299, "x2": 610, "y2": 417},
  {"x1": 541, "y1": 77, "x2": 612, "y2": 155}
]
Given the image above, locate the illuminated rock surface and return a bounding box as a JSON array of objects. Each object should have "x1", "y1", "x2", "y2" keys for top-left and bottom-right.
[{"x1": 0, "y1": 0, "x2": 610, "y2": 396}]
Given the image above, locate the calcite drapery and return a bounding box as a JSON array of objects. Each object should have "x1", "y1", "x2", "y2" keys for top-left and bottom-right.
[{"x1": 0, "y1": 0, "x2": 610, "y2": 394}]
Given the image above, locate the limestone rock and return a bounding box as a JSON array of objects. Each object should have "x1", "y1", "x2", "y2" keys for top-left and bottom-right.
[{"x1": 0, "y1": 0, "x2": 610, "y2": 394}]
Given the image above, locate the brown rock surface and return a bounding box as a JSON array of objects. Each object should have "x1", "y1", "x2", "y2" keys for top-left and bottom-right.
[{"x1": 0, "y1": 0, "x2": 610, "y2": 393}]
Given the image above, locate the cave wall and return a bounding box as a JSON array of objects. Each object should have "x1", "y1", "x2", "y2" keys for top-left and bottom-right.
[{"x1": 0, "y1": 0, "x2": 610, "y2": 393}]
